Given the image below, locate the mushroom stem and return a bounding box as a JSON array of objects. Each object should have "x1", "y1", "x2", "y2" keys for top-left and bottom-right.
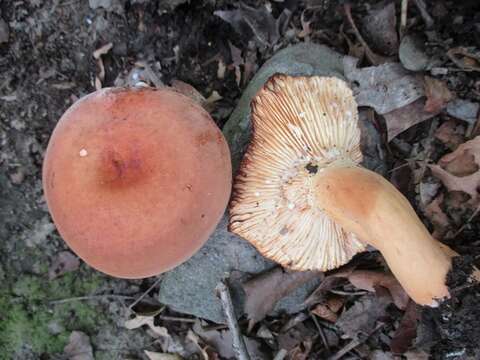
[{"x1": 314, "y1": 165, "x2": 453, "y2": 306}]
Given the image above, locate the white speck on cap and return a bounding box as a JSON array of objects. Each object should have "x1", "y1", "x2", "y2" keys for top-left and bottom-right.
[
  {"x1": 288, "y1": 203, "x2": 295, "y2": 210},
  {"x1": 79, "y1": 149, "x2": 88, "y2": 157}
]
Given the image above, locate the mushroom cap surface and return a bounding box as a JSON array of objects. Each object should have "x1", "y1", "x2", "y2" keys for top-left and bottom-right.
[
  {"x1": 43, "y1": 87, "x2": 232, "y2": 278},
  {"x1": 229, "y1": 75, "x2": 365, "y2": 271}
]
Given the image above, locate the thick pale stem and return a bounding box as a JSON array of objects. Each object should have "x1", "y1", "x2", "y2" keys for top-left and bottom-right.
[{"x1": 314, "y1": 165, "x2": 453, "y2": 306}]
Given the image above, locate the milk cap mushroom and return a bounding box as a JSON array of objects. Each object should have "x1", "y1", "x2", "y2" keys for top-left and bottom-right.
[
  {"x1": 43, "y1": 87, "x2": 232, "y2": 278},
  {"x1": 229, "y1": 74, "x2": 457, "y2": 306}
]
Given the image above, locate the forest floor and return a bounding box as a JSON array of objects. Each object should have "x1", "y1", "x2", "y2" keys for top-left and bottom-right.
[{"x1": 1, "y1": 0, "x2": 480, "y2": 359}]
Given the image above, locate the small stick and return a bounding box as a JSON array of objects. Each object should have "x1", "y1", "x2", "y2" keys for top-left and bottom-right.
[
  {"x1": 128, "y1": 276, "x2": 163, "y2": 311},
  {"x1": 343, "y1": 4, "x2": 385, "y2": 65},
  {"x1": 49, "y1": 294, "x2": 135, "y2": 305},
  {"x1": 329, "y1": 324, "x2": 384, "y2": 360},
  {"x1": 400, "y1": 0, "x2": 408, "y2": 39},
  {"x1": 413, "y1": 0, "x2": 434, "y2": 29},
  {"x1": 158, "y1": 315, "x2": 197, "y2": 323},
  {"x1": 216, "y1": 280, "x2": 251, "y2": 360},
  {"x1": 311, "y1": 313, "x2": 330, "y2": 352}
]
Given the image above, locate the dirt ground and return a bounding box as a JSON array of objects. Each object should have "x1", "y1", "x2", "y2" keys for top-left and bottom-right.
[{"x1": 1, "y1": 0, "x2": 480, "y2": 359}]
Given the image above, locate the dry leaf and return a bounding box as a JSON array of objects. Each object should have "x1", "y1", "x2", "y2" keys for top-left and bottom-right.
[
  {"x1": 434, "y1": 120, "x2": 465, "y2": 150},
  {"x1": 145, "y1": 351, "x2": 183, "y2": 360},
  {"x1": 49, "y1": 251, "x2": 80, "y2": 280},
  {"x1": 361, "y1": 1, "x2": 398, "y2": 56},
  {"x1": 345, "y1": 270, "x2": 410, "y2": 310},
  {"x1": 243, "y1": 267, "x2": 322, "y2": 330},
  {"x1": 214, "y1": 4, "x2": 290, "y2": 47},
  {"x1": 193, "y1": 320, "x2": 265, "y2": 359},
  {"x1": 344, "y1": 57, "x2": 425, "y2": 115},
  {"x1": 124, "y1": 315, "x2": 169, "y2": 338},
  {"x1": 423, "y1": 76, "x2": 454, "y2": 113},
  {"x1": 424, "y1": 194, "x2": 450, "y2": 239},
  {"x1": 429, "y1": 136, "x2": 480, "y2": 203},
  {"x1": 63, "y1": 331, "x2": 94, "y2": 360},
  {"x1": 336, "y1": 293, "x2": 390, "y2": 340},
  {"x1": 447, "y1": 47, "x2": 480, "y2": 72},
  {"x1": 390, "y1": 301, "x2": 419, "y2": 354},
  {"x1": 187, "y1": 330, "x2": 209, "y2": 360},
  {"x1": 311, "y1": 304, "x2": 338, "y2": 323},
  {"x1": 384, "y1": 98, "x2": 437, "y2": 141},
  {"x1": 288, "y1": 338, "x2": 313, "y2": 360}
]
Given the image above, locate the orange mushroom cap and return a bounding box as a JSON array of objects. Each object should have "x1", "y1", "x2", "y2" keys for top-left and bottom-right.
[{"x1": 43, "y1": 87, "x2": 232, "y2": 279}]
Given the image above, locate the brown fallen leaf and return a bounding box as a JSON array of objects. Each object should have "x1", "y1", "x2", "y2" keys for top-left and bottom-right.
[
  {"x1": 383, "y1": 98, "x2": 438, "y2": 141},
  {"x1": 288, "y1": 338, "x2": 313, "y2": 360},
  {"x1": 193, "y1": 320, "x2": 265, "y2": 359},
  {"x1": 336, "y1": 292, "x2": 391, "y2": 340},
  {"x1": 63, "y1": 331, "x2": 94, "y2": 360},
  {"x1": 429, "y1": 136, "x2": 480, "y2": 203},
  {"x1": 311, "y1": 303, "x2": 338, "y2": 323},
  {"x1": 243, "y1": 267, "x2": 322, "y2": 330},
  {"x1": 361, "y1": 1, "x2": 398, "y2": 56},
  {"x1": 424, "y1": 194, "x2": 450, "y2": 239},
  {"x1": 345, "y1": 270, "x2": 410, "y2": 310},
  {"x1": 390, "y1": 301, "x2": 419, "y2": 354},
  {"x1": 434, "y1": 120, "x2": 465, "y2": 150},
  {"x1": 447, "y1": 47, "x2": 480, "y2": 72},
  {"x1": 424, "y1": 76, "x2": 454, "y2": 113},
  {"x1": 277, "y1": 323, "x2": 315, "y2": 354}
]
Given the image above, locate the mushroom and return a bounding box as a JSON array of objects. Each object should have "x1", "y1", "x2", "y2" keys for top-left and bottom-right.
[
  {"x1": 43, "y1": 87, "x2": 232, "y2": 279},
  {"x1": 229, "y1": 74, "x2": 460, "y2": 306}
]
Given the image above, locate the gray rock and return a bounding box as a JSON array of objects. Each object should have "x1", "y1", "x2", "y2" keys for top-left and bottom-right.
[
  {"x1": 223, "y1": 43, "x2": 345, "y2": 169},
  {"x1": 399, "y1": 35, "x2": 430, "y2": 72},
  {"x1": 446, "y1": 99, "x2": 479, "y2": 124},
  {"x1": 159, "y1": 216, "x2": 322, "y2": 323}
]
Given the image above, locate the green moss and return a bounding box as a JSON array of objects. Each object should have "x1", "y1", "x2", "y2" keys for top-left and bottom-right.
[{"x1": 0, "y1": 271, "x2": 111, "y2": 356}]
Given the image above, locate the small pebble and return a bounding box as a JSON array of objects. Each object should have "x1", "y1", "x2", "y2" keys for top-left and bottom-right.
[{"x1": 399, "y1": 35, "x2": 430, "y2": 72}]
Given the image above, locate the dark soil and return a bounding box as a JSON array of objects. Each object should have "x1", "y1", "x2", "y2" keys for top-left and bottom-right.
[
  {"x1": 425, "y1": 255, "x2": 480, "y2": 359},
  {"x1": 1, "y1": 0, "x2": 480, "y2": 359}
]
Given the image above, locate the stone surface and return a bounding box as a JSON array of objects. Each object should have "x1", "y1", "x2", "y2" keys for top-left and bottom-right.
[
  {"x1": 399, "y1": 35, "x2": 430, "y2": 72},
  {"x1": 159, "y1": 43, "x2": 386, "y2": 323},
  {"x1": 158, "y1": 216, "x2": 322, "y2": 323},
  {"x1": 223, "y1": 43, "x2": 345, "y2": 169}
]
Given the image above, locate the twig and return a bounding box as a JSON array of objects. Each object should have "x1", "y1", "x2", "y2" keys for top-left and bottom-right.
[
  {"x1": 343, "y1": 4, "x2": 386, "y2": 65},
  {"x1": 128, "y1": 276, "x2": 163, "y2": 311},
  {"x1": 311, "y1": 313, "x2": 330, "y2": 352},
  {"x1": 330, "y1": 289, "x2": 368, "y2": 296},
  {"x1": 216, "y1": 280, "x2": 251, "y2": 360},
  {"x1": 452, "y1": 204, "x2": 480, "y2": 239},
  {"x1": 413, "y1": 0, "x2": 434, "y2": 29},
  {"x1": 400, "y1": 0, "x2": 408, "y2": 39},
  {"x1": 49, "y1": 294, "x2": 135, "y2": 305},
  {"x1": 328, "y1": 323, "x2": 384, "y2": 360},
  {"x1": 158, "y1": 315, "x2": 197, "y2": 323}
]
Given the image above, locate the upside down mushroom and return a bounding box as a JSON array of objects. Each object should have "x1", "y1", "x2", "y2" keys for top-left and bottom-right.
[
  {"x1": 43, "y1": 87, "x2": 232, "y2": 278},
  {"x1": 229, "y1": 74, "x2": 475, "y2": 306}
]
